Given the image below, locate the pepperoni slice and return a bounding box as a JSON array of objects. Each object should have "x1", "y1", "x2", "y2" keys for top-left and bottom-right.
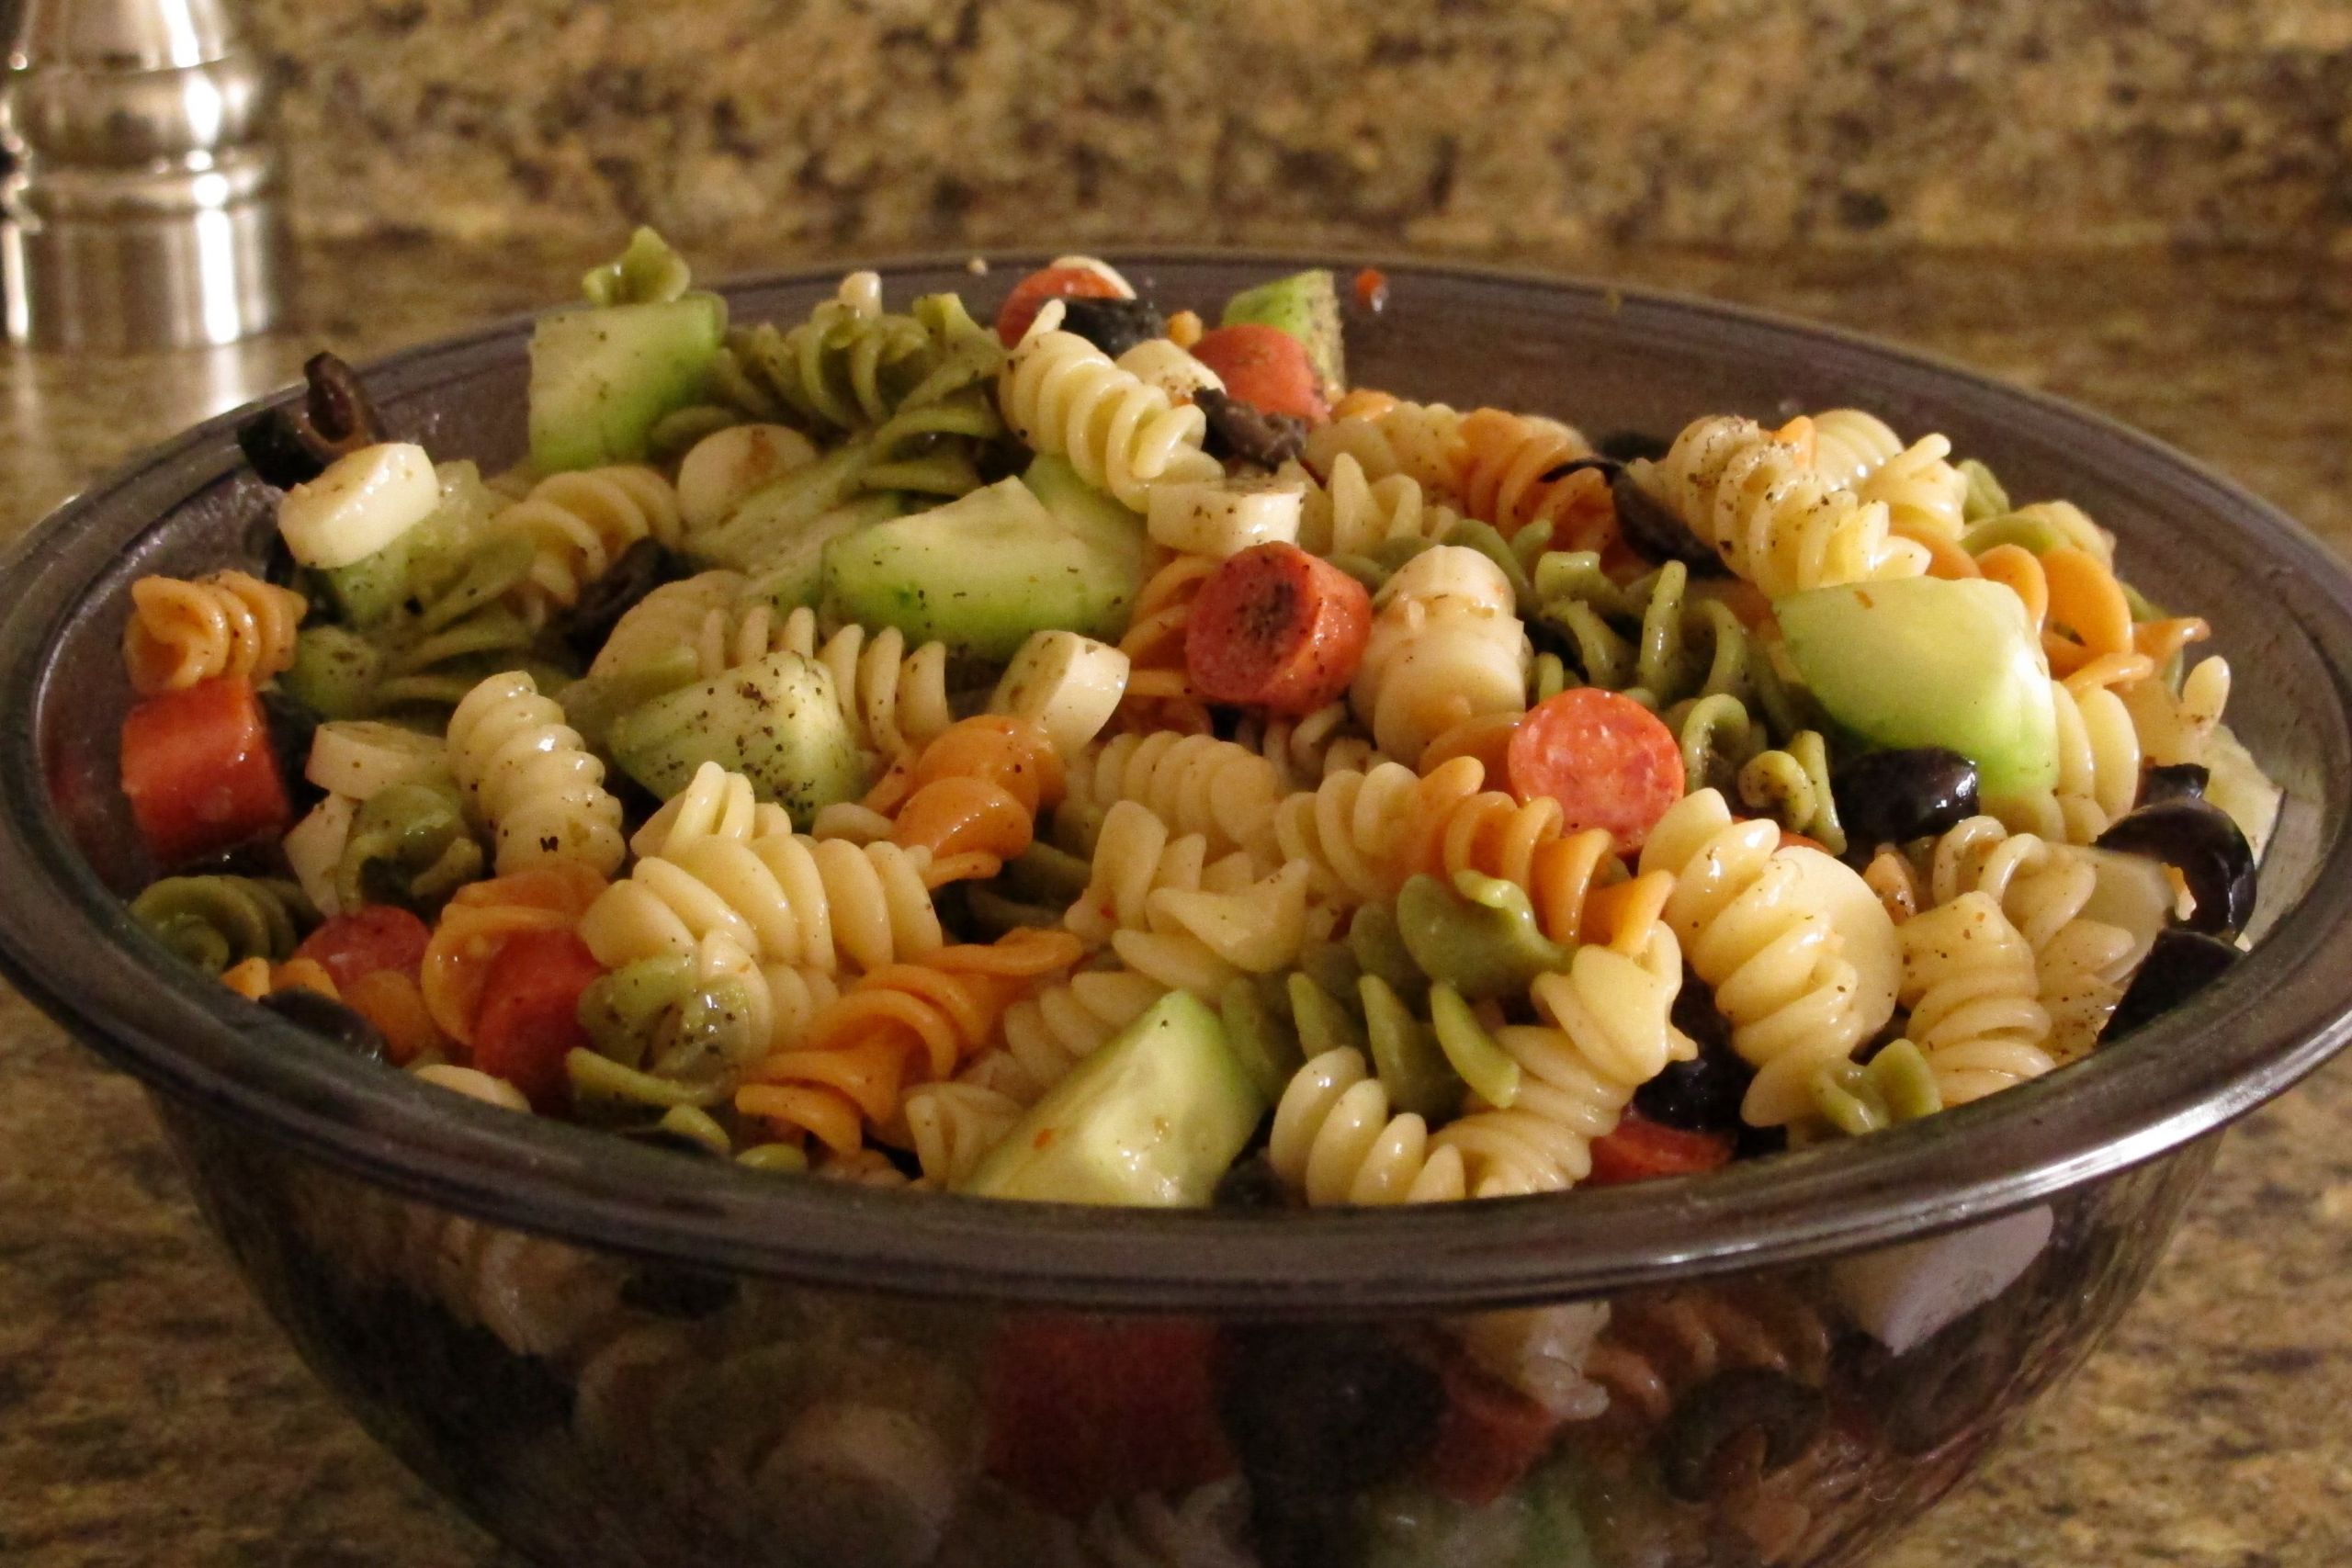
[
  {"x1": 1185, "y1": 543, "x2": 1372, "y2": 716},
  {"x1": 995, "y1": 265, "x2": 1126, "y2": 345},
  {"x1": 1506, "y1": 688, "x2": 1684, "y2": 854}
]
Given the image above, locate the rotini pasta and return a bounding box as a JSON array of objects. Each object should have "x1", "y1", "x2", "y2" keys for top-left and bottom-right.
[
  {"x1": 1295, "y1": 452, "x2": 1462, "y2": 562},
  {"x1": 1892, "y1": 890, "x2": 2056, "y2": 1105},
  {"x1": 1228, "y1": 702, "x2": 1388, "y2": 792},
  {"x1": 1110, "y1": 553, "x2": 1217, "y2": 733},
  {"x1": 1351, "y1": 545, "x2": 1530, "y2": 765},
  {"x1": 582, "y1": 830, "x2": 944, "y2": 976},
  {"x1": 1453, "y1": 407, "x2": 1616, "y2": 556},
  {"x1": 1058, "y1": 730, "x2": 1285, "y2": 869},
  {"x1": 493, "y1": 466, "x2": 684, "y2": 625},
  {"x1": 1269, "y1": 1046, "x2": 1469, "y2": 1205},
  {"x1": 419, "y1": 862, "x2": 608, "y2": 1043},
  {"x1": 1301, "y1": 398, "x2": 1465, "y2": 495},
  {"x1": 1634, "y1": 414, "x2": 1929, "y2": 597},
  {"x1": 1807, "y1": 409, "x2": 1969, "y2": 546},
  {"x1": 999, "y1": 316, "x2": 1221, "y2": 511},
  {"x1": 122, "y1": 570, "x2": 306, "y2": 694},
  {"x1": 1639, "y1": 789, "x2": 1899, "y2": 1125},
  {"x1": 446, "y1": 671, "x2": 627, "y2": 875},
  {"x1": 1433, "y1": 924, "x2": 1691, "y2": 1196}
]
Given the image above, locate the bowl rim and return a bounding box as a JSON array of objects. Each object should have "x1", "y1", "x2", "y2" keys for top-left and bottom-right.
[{"x1": 5, "y1": 247, "x2": 2350, "y2": 1314}]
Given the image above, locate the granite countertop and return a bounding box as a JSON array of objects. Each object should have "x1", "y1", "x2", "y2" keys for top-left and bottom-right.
[{"x1": 1, "y1": 237, "x2": 2347, "y2": 1566}]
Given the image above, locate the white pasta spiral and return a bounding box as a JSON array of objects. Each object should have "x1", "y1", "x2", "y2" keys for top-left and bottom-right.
[
  {"x1": 122, "y1": 570, "x2": 307, "y2": 695},
  {"x1": 965, "y1": 966, "x2": 1170, "y2": 1106},
  {"x1": 579, "y1": 832, "x2": 943, "y2": 974},
  {"x1": 770, "y1": 610, "x2": 956, "y2": 761},
  {"x1": 1638, "y1": 789, "x2": 1898, "y2": 1124},
  {"x1": 1230, "y1": 702, "x2": 1389, "y2": 793},
  {"x1": 1446, "y1": 1304, "x2": 1614, "y2": 1421},
  {"x1": 1066, "y1": 800, "x2": 1256, "y2": 946},
  {"x1": 587, "y1": 570, "x2": 746, "y2": 679},
  {"x1": 2120, "y1": 657, "x2": 2232, "y2": 772},
  {"x1": 1301, "y1": 399, "x2": 1465, "y2": 495},
  {"x1": 1923, "y1": 815, "x2": 2137, "y2": 1062},
  {"x1": 1268, "y1": 760, "x2": 1431, "y2": 908},
  {"x1": 629, "y1": 760, "x2": 790, "y2": 859},
  {"x1": 1060, "y1": 731, "x2": 1286, "y2": 868},
  {"x1": 1269, "y1": 1047, "x2": 1469, "y2": 1205},
  {"x1": 900, "y1": 1080, "x2": 1023, "y2": 1188},
  {"x1": 1807, "y1": 409, "x2": 1968, "y2": 545},
  {"x1": 1110, "y1": 860, "x2": 1314, "y2": 998},
  {"x1": 1894, "y1": 891, "x2": 2055, "y2": 1105},
  {"x1": 1295, "y1": 453, "x2": 1462, "y2": 558},
  {"x1": 445, "y1": 671, "x2": 626, "y2": 875},
  {"x1": 496, "y1": 466, "x2": 684, "y2": 623},
  {"x1": 1069, "y1": 1480, "x2": 1257, "y2": 1568},
  {"x1": 1991, "y1": 674, "x2": 2143, "y2": 846},
  {"x1": 1637, "y1": 414, "x2": 1928, "y2": 597},
  {"x1": 1434, "y1": 926, "x2": 1693, "y2": 1196},
  {"x1": 1351, "y1": 545, "x2": 1530, "y2": 766},
  {"x1": 999, "y1": 321, "x2": 1220, "y2": 511}
]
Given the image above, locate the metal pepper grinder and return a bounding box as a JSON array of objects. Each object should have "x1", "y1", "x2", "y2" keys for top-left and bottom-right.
[{"x1": 0, "y1": 0, "x2": 292, "y2": 350}]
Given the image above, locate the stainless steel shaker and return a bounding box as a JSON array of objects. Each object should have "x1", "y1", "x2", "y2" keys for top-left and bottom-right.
[{"x1": 1, "y1": 0, "x2": 292, "y2": 350}]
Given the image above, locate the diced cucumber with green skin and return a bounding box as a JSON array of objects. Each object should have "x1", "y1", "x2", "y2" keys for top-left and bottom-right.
[
  {"x1": 1222, "y1": 268, "x2": 1346, "y2": 392},
  {"x1": 960, "y1": 991, "x2": 1266, "y2": 1206},
  {"x1": 316, "y1": 460, "x2": 500, "y2": 629},
  {"x1": 741, "y1": 494, "x2": 906, "y2": 611},
  {"x1": 823, "y1": 470, "x2": 1147, "y2": 662},
  {"x1": 606, "y1": 649, "x2": 865, "y2": 829},
  {"x1": 1778, "y1": 576, "x2": 2058, "y2": 798},
  {"x1": 528, "y1": 295, "x2": 727, "y2": 473},
  {"x1": 1021, "y1": 453, "x2": 1148, "y2": 559}
]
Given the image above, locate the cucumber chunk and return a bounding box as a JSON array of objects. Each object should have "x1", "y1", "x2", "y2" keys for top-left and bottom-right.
[
  {"x1": 606, "y1": 649, "x2": 865, "y2": 829},
  {"x1": 1779, "y1": 576, "x2": 2058, "y2": 798},
  {"x1": 316, "y1": 460, "x2": 501, "y2": 629},
  {"x1": 528, "y1": 295, "x2": 726, "y2": 473},
  {"x1": 822, "y1": 467, "x2": 1147, "y2": 662},
  {"x1": 960, "y1": 991, "x2": 1266, "y2": 1206},
  {"x1": 1222, "y1": 268, "x2": 1345, "y2": 393}
]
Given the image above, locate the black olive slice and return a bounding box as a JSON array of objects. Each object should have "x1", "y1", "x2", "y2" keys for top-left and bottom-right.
[
  {"x1": 2102, "y1": 928, "x2": 2242, "y2": 1042},
  {"x1": 236, "y1": 353, "x2": 389, "y2": 489},
  {"x1": 1831, "y1": 748, "x2": 1982, "y2": 858},
  {"x1": 1198, "y1": 388, "x2": 1307, "y2": 468},
  {"x1": 2140, "y1": 761, "x2": 2211, "y2": 807},
  {"x1": 1058, "y1": 297, "x2": 1167, "y2": 359},
  {"x1": 2094, "y1": 797, "x2": 2256, "y2": 938}
]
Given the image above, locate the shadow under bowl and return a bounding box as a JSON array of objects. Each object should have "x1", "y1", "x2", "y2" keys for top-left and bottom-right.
[{"x1": 3, "y1": 254, "x2": 2349, "y2": 1568}]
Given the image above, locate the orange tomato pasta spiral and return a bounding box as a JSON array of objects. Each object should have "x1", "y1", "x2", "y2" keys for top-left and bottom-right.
[
  {"x1": 123, "y1": 570, "x2": 307, "y2": 695},
  {"x1": 1113, "y1": 552, "x2": 1218, "y2": 733},
  {"x1": 737, "y1": 930, "x2": 1080, "y2": 1154},
  {"x1": 1453, "y1": 408, "x2": 1617, "y2": 557},
  {"x1": 876, "y1": 716, "x2": 1064, "y2": 886},
  {"x1": 420, "y1": 862, "x2": 609, "y2": 1043}
]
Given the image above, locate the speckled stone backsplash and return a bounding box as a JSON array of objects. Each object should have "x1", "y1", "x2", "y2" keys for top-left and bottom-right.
[{"x1": 252, "y1": 0, "x2": 2352, "y2": 257}]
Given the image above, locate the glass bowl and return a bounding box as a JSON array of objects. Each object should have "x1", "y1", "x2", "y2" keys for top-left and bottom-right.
[{"x1": 2, "y1": 255, "x2": 2348, "y2": 1568}]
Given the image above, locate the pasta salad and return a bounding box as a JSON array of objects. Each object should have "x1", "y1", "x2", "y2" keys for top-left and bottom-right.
[{"x1": 115, "y1": 233, "x2": 2279, "y2": 1204}]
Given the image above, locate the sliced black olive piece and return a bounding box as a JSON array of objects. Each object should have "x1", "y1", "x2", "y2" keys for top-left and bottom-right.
[
  {"x1": 1635, "y1": 983, "x2": 1750, "y2": 1134},
  {"x1": 2094, "y1": 798, "x2": 2256, "y2": 938},
  {"x1": 1657, "y1": 1367, "x2": 1826, "y2": 1501},
  {"x1": 1597, "y1": 429, "x2": 1674, "y2": 464},
  {"x1": 1537, "y1": 454, "x2": 1725, "y2": 573},
  {"x1": 2141, "y1": 761, "x2": 2211, "y2": 807},
  {"x1": 1057, "y1": 297, "x2": 1166, "y2": 359},
  {"x1": 2101, "y1": 928, "x2": 2242, "y2": 1042},
  {"x1": 236, "y1": 353, "x2": 390, "y2": 490},
  {"x1": 1831, "y1": 748, "x2": 1980, "y2": 856},
  {"x1": 1219, "y1": 1324, "x2": 1444, "y2": 1496},
  {"x1": 1197, "y1": 388, "x2": 1307, "y2": 468},
  {"x1": 562, "y1": 538, "x2": 680, "y2": 664},
  {"x1": 258, "y1": 988, "x2": 389, "y2": 1063}
]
